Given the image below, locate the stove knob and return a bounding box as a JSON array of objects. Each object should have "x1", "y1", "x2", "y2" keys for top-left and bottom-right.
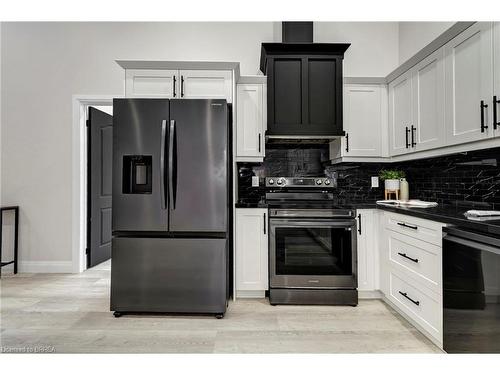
[
  {"x1": 277, "y1": 178, "x2": 284, "y2": 186},
  {"x1": 316, "y1": 179, "x2": 323, "y2": 185},
  {"x1": 324, "y1": 179, "x2": 331, "y2": 185},
  {"x1": 268, "y1": 179, "x2": 274, "y2": 185}
]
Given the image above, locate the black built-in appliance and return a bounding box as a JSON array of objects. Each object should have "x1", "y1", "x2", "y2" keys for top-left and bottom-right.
[
  {"x1": 110, "y1": 98, "x2": 231, "y2": 318},
  {"x1": 266, "y1": 176, "x2": 358, "y2": 306},
  {"x1": 443, "y1": 226, "x2": 500, "y2": 353}
]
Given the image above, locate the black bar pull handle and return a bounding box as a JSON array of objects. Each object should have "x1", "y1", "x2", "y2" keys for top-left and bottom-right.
[
  {"x1": 411, "y1": 125, "x2": 416, "y2": 147},
  {"x1": 357, "y1": 213, "x2": 362, "y2": 235},
  {"x1": 399, "y1": 291, "x2": 420, "y2": 306},
  {"x1": 480, "y1": 100, "x2": 488, "y2": 132},
  {"x1": 397, "y1": 222, "x2": 418, "y2": 230},
  {"x1": 172, "y1": 75, "x2": 176, "y2": 97},
  {"x1": 258, "y1": 133, "x2": 261, "y2": 153},
  {"x1": 180, "y1": 75, "x2": 185, "y2": 97},
  {"x1": 398, "y1": 252, "x2": 419, "y2": 263},
  {"x1": 263, "y1": 213, "x2": 266, "y2": 234},
  {"x1": 405, "y1": 126, "x2": 410, "y2": 148},
  {"x1": 494, "y1": 95, "x2": 499, "y2": 130},
  {"x1": 160, "y1": 120, "x2": 167, "y2": 209},
  {"x1": 345, "y1": 133, "x2": 349, "y2": 152},
  {"x1": 168, "y1": 120, "x2": 176, "y2": 209}
]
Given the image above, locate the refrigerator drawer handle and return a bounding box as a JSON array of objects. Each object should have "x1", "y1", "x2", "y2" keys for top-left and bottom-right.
[
  {"x1": 160, "y1": 120, "x2": 167, "y2": 209},
  {"x1": 169, "y1": 120, "x2": 176, "y2": 210}
]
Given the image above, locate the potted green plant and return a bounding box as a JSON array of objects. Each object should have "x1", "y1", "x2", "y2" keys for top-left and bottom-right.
[{"x1": 379, "y1": 169, "x2": 406, "y2": 191}]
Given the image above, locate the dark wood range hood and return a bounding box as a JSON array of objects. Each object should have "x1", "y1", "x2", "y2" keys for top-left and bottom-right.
[{"x1": 260, "y1": 22, "x2": 350, "y2": 142}]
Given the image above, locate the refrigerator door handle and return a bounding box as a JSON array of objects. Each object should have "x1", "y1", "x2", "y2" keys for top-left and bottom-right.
[
  {"x1": 169, "y1": 119, "x2": 176, "y2": 210},
  {"x1": 160, "y1": 119, "x2": 167, "y2": 209}
]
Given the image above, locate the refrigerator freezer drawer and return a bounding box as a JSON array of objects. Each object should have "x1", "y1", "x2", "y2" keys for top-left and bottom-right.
[{"x1": 110, "y1": 237, "x2": 227, "y2": 314}]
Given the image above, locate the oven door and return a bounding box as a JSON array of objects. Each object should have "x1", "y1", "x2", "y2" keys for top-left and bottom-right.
[{"x1": 270, "y1": 218, "x2": 357, "y2": 289}]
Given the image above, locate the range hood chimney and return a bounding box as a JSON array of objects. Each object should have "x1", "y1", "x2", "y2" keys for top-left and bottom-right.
[{"x1": 282, "y1": 21, "x2": 313, "y2": 43}]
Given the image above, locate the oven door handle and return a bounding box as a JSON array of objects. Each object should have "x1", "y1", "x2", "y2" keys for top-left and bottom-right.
[
  {"x1": 269, "y1": 219, "x2": 356, "y2": 228},
  {"x1": 445, "y1": 234, "x2": 500, "y2": 256}
]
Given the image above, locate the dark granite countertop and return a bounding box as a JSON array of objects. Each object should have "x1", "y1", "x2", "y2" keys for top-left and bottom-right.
[
  {"x1": 374, "y1": 204, "x2": 500, "y2": 237},
  {"x1": 234, "y1": 201, "x2": 500, "y2": 237}
]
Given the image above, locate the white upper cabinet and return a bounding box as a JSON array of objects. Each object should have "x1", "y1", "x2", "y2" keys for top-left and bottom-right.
[
  {"x1": 179, "y1": 70, "x2": 232, "y2": 102},
  {"x1": 412, "y1": 48, "x2": 446, "y2": 151},
  {"x1": 235, "y1": 209, "x2": 269, "y2": 296},
  {"x1": 236, "y1": 83, "x2": 266, "y2": 160},
  {"x1": 125, "y1": 69, "x2": 179, "y2": 98},
  {"x1": 125, "y1": 69, "x2": 233, "y2": 102},
  {"x1": 389, "y1": 71, "x2": 413, "y2": 156},
  {"x1": 343, "y1": 85, "x2": 385, "y2": 157},
  {"x1": 494, "y1": 22, "x2": 500, "y2": 137},
  {"x1": 444, "y1": 22, "x2": 494, "y2": 145}
]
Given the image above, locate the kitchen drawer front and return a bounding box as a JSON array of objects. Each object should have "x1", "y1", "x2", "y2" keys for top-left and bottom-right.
[
  {"x1": 384, "y1": 212, "x2": 444, "y2": 245},
  {"x1": 388, "y1": 231, "x2": 441, "y2": 293},
  {"x1": 388, "y1": 269, "x2": 442, "y2": 342}
]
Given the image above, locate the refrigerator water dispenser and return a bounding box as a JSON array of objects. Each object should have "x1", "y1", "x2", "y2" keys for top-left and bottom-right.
[{"x1": 122, "y1": 155, "x2": 152, "y2": 194}]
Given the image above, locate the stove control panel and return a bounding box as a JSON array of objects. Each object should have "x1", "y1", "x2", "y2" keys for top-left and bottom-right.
[{"x1": 265, "y1": 176, "x2": 337, "y2": 188}]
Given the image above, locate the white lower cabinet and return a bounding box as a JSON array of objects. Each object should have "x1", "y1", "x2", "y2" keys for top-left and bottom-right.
[
  {"x1": 379, "y1": 211, "x2": 445, "y2": 348},
  {"x1": 356, "y1": 209, "x2": 379, "y2": 294},
  {"x1": 235, "y1": 209, "x2": 268, "y2": 298}
]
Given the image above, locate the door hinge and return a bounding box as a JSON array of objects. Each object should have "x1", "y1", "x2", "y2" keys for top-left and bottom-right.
[
  {"x1": 85, "y1": 247, "x2": 90, "y2": 255},
  {"x1": 86, "y1": 119, "x2": 90, "y2": 127}
]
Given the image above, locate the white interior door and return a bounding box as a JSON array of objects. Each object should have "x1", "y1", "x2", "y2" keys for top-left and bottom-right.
[
  {"x1": 444, "y1": 22, "x2": 494, "y2": 145},
  {"x1": 413, "y1": 48, "x2": 446, "y2": 151},
  {"x1": 125, "y1": 69, "x2": 179, "y2": 98},
  {"x1": 236, "y1": 84, "x2": 264, "y2": 158},
  {"x1": 389, "y1": 71, "x2": 412, "y2": 156},
  {"x1": 179, "y1": 70, "x2": 232, "y2": 102},
  {"x1": 343, "y1": 85, "x2": 383, "y2": 157}
]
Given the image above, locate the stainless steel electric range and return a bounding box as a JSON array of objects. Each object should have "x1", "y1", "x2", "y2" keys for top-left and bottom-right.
[{"x1": 265, "y1": 176, "x2": 358, "y2": 306}]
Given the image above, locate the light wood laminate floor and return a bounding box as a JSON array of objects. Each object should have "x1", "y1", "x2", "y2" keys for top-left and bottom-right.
[{"x1": 0, "y1": 261, "x2": 441, "y2": 353}]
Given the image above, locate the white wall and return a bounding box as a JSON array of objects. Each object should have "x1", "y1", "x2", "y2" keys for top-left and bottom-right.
[
  {"x1": 315, "y1": 22, "x2": 399, "y2": 77},
  {"x1": 398, "y1": 22, "x2": 455, "y2": 63},
  {"x1": 1, "y1": 22, "x2": 399, "y2": 270}
]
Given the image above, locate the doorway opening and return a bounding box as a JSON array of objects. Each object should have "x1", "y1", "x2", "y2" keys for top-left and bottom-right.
[
  {"x1": 86, "y1": 106, "x2": 113, "y2": 269},
  {"x1": 72, "y1": 96, "x2": 116, "y2": 273}
]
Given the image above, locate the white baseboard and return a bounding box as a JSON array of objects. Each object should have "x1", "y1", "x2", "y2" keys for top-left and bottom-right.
[
  {"x1": 359, "y1": 290, "x2": 383, "y2": 299},
  {"x1": 236, "y1": 290, "x2": 266, "y2": 299},
  {"x1": 19, "y1": 261, "x2": 73, "y2": 273}
]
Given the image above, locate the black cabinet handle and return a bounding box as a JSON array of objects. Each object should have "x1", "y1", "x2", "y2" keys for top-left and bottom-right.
[
  {"x1": 399, "y1": 291, "x2": 420, "y2": 306},
  {"x1": 494, "y1": 95, "x2": 499, "y2": 130},
  {"x1": 411, "y1": 125, "x2": 416, "y2": 147},
  {"x1": 173, "y1": 75, "x2": 176, "y2": 97},
  {"x1": 181, "y1": 75, "x2": 185, "y2": 97},
  {"x1": 397, "y1": 222, "x2": 418, "y2": 230},
  {"x1": 398, "y1": 252, "x2": 419, "y2": 263},
  {"x1": 405, "y1": 126, "x2": 410, "y2": 148},
  {"x1": 480, "y1": 100, "x2": 488, "y2": 132},
  {"x1": 263, "y1": 213, "x2": 266, "y2": 234},
  {"x1": 258, "y1": 133, "x2": 261, "y2": 153},
  {"x1": 357, "y1": 214, "x2": 362, "y2": 235},
  {"x1": 345, "y1": 133, "x2": 349, "y2": 152}
]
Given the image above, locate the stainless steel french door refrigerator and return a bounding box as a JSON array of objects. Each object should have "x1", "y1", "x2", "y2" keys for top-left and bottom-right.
[{"x1": 110, "y1": 98, "x2": 230, "y2": 318}]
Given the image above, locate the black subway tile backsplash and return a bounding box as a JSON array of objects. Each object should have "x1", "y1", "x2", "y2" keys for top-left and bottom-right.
[{"x1": 237, "y1": 145, "x2": 500, "y2": 209}]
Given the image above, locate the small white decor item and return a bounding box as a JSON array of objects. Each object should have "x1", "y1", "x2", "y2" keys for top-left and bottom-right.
[
  {"x1": 399, "y1": 178, "x2": 409, "y2": 201},
  {"x1": 385, "y1": 179, "x2": 400, "y2": 191}
]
